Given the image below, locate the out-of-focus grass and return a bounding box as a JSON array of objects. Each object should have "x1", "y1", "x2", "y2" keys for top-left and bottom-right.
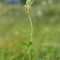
[{"x1": 0, "y1": 2, "x2": 60, "y2": 60}]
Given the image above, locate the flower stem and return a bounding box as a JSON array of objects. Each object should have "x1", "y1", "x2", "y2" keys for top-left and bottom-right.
[
  {"x1": 27, "y1": 49, "x2": 31, "y2": 60},
  {"x1": 28, "y1": 15, "x2": 33, "y2": 42}
]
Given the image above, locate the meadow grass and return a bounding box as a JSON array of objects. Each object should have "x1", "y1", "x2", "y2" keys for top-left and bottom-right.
[{"x1": 0, "y1": 2, "x2": 60, "y2": 60}]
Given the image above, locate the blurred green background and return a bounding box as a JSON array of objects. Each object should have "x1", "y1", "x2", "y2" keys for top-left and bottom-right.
[{"x1": 0, "y1": 0, "x2": 60, "y2": 60}]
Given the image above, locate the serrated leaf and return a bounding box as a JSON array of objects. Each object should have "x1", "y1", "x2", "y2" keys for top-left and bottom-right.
[
  {"x1": 19, "y1": 41, "x2": 27, "y2": 46},
  {"x1": 27, "y1": 41, "x2": 33, "y2": 47}
]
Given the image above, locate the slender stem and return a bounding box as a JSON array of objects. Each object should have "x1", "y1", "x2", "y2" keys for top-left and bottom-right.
[
  {"x1": 28, "y1": 15, "x2": 33, "y2": 41},
  {"x1": 27, "y1": 49, "x2": 31, "y2": 60},
  {"x1": 27, "y1": 15, "x2": 33, "y2": 60},
  {"x1": 28, "y1": 52, "x2": 31, "y2": 60},
  {"x1": 25, "y1": 1, "x2": 34, "y2": 60}
]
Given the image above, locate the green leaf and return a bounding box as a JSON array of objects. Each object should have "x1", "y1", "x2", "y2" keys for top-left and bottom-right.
[
  {"x1": 27, "y1": 41, "x2": 33, "y2": 47},
  {"x1": 30, "y1": 48, "x2": 34, "y2": 53},
  {"x1": 22, "y1": 29, "x2": 31, "y2": 35},
  {"x1": 19, "y1": 41, "x2": 27, "y2": 46}
]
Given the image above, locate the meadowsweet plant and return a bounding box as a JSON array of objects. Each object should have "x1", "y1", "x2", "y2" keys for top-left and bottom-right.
[
  {"x1": 25, "y1": 0, "x2": 34, "y2": 41},
  {"x1": 20, "y1": 0, "x2": 34, "y2": 60}
]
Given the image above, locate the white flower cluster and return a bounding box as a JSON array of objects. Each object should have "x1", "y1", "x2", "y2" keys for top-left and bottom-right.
[{"x1": 25, "y1": 0, "x2": 34, "y2": 15}]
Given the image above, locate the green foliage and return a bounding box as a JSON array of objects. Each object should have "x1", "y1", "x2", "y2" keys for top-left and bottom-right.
[
  {"x1": 22, "y1": 29, "x2": 31, "y2": 35},
  {"x1": 19, "y1": 41, "x2": 27, "y2": 46},
  {"x1": 0, "y1": 0, "x2": 60, "y2": 60},
  {"x1": 27, "y1": 41, "x2": 33, "y2": 47},
  {"x1": 19, "y1": 41, "x2": 33, "y2": 47}
]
